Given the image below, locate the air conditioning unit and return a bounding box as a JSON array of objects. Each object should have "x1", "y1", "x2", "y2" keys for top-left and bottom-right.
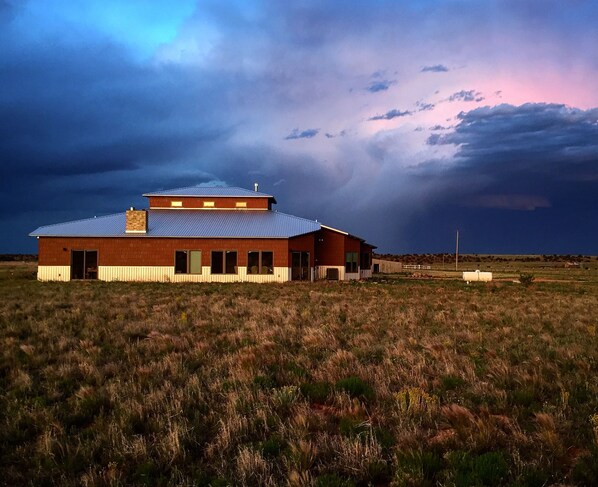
[{"x1": 326, "y1": 268, "x2": 339, "y2": 280}]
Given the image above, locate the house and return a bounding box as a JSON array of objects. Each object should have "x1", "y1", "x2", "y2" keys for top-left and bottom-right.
[{"x1": 30, "y1": 185, "x2": 375, "y2": 282}]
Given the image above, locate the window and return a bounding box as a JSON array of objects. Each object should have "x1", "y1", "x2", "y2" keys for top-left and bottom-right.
[
  {"x1": 345, "y1": 252, "x2": 358, "y2": 273},
  {"x1": 247, "y1": 251, "x2": 274, "y2": 274},
  {"x1": 175, "y1": 250, "x2": 201, "y2": 274},
  {"x1": 235, "y1": 201, "x2": 247, "y2": 208},
  {"x1": 360, "y1": 252, "x2": 371, "y2": 270},
  {"x1": 211, "y1": 250, "x2": 237, "y2": 274},
  {"x1": 171, "y1": 201, "x2": 182, "y2": 207},
  {"x1": 203, "y1": 201, "x2": 215, "y2": 208}
]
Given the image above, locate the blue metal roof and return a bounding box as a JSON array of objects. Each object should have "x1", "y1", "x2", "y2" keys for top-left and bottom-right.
[
  {"x1": 143, "y1": 186, "x2": 275, "y2": 198},
  {"x1": 30, "y1": 210, "x2": 321, "y2": 238}
]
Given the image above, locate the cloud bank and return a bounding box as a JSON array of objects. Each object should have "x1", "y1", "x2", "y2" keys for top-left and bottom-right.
[{"x1": 1, "y1": 1, "x2": 598, "y2": 253}]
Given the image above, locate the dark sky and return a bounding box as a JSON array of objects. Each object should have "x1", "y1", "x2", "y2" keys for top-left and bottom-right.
[{"x1": 2, "y1": 0, "x2": 597, "y2": 254}]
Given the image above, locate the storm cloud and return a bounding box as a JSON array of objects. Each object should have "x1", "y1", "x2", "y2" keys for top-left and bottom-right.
[
  {"x1": 366, "y1": 79, "x2": 396, "y2": 93},
  {"x1": 421, "y1": 64, "x2": 449, "y2": 72},
  {"x1": 2, "y1": 0, "x2": 598, "y2": 253},
  {"x1": 448, "y1": 90, "x2": 485, "y2": 102},
  {"x1": 284, "y1": 128, "x2": 320, "y2": 140},
  {"x1": 415, "y1": 103, "x2": 598, "y2": 251},
  {"x1": 368, "y1": 109, "x2": 412, "y2": 121}
]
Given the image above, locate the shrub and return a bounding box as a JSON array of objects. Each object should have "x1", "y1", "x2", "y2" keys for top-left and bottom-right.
[
  {"x1": 271, "y1": 385, "x2": 300, "y2": 411},
  {"x1": 335, "y1": 376, "x2": 374, "y2": 401},
  {"x1": 519, "y1": 273, "x2": 535, "y2": 286},
  {"x1": 394, "y1": 387, "x2": 440, "y2": 418}
]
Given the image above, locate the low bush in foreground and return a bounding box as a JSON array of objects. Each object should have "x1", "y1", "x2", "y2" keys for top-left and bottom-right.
[{"x1": 0, "y1": 268, "x2": 597, "y2": 485}]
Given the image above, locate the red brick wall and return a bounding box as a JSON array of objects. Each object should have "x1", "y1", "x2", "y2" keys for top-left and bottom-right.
[
  {"x1": 314, "y1": 228, "x2": 345, "y2": 266},
  {"x1": 148, "y1": 196, "x2": 271, "y2": 209},
  {"x1": 345, "y1": 235, "x2": 361, "y2": 253},
  {"x1": 38, "y1": 237, "x2": 291, "y2": 267}
]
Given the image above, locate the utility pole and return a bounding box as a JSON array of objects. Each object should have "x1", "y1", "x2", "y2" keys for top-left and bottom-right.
[{"x1": 455, "y1": 230, "x2": 459, "y2": 271}]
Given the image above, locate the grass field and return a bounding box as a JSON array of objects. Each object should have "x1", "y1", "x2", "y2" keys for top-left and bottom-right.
[{"x1": 1, "y1": 262, "x2": 597, "y2": 486}]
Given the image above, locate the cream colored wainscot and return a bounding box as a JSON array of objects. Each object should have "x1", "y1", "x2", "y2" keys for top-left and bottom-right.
[
  {"x1": 37, "y1": 266, "x2": 71, "y2": 281},
  {"x1": 97, "y1": 266, "x2": 291, "y2": 283}
]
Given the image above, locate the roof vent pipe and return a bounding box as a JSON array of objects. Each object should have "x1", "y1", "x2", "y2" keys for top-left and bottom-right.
[{"x1": 254, "y1": 182, "x2": 259, "y2": 192}]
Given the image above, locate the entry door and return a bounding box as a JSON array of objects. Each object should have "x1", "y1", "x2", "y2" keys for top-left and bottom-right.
[
  {"x1": 291, "y1": 251, "x2": 310, "y2": 281},
  {"x1": 71, "y1": 250, "x2": 98, "y2": 280}
]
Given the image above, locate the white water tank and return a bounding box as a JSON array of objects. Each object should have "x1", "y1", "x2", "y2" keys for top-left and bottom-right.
[{"x1": 463, "y1": 270, "x2": 493, "y2": 282}]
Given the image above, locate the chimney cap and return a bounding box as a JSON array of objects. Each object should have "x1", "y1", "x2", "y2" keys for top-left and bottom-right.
[{"x1": 129, "y1": 206, "x2": 135, "y2": 211}]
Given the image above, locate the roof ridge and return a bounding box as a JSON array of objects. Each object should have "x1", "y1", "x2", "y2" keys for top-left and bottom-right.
[
  {"x1": 145, "y1": 184, "x2": 223, "y2": 193},
  {"x1": 274, "y1": 210, "x2": 321, "y2": 226},
  {"x1": 142, "y1": 185, "x2": 274, "y2": 197}
]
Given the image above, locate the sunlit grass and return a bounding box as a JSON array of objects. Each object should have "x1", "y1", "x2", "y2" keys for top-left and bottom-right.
[{"x1": 0, "y1": 263, "x2": 597, "y2": 485}]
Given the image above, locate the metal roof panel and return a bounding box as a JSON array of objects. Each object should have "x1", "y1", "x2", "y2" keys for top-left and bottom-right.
[{"x1": 30, "y1": 210, "x2": 320, "y2": 238}]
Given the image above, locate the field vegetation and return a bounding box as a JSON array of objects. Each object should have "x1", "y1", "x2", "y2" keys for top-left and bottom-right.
[{"x1": 1, "y1": 262, "x2": 597, "y2": 486}]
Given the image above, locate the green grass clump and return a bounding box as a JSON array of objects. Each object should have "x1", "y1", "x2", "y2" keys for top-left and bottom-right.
[
  {"x1": 394, "y1": 450, "x2": 443, "y2": 486},
  {"x1": 335, "y1": 376, "x2": 374, "y2": 401},
  {"x1": 300, "y1": 381, "x2": 332, "y2": 404},
  {"x1": 315, "y1": 473, "x2": 355, "y2": 487},
  {"x1": 447, "y1": 451, "x2": 509, "y2": 486}
]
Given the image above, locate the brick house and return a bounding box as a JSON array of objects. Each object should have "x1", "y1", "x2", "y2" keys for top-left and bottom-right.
[{"x1": 30, "y1": 185, "x2": 375, "y2": 282}]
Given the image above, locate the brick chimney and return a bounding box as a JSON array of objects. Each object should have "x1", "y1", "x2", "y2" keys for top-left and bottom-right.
[{"x1": 126, "y1": 207, "x2": 147, "y2": 233}]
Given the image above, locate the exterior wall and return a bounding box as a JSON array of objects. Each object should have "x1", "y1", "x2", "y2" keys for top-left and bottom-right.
[
  {"x1": 372, "y1": 259, "x2": 403, "y2": 273},
  {"x1": 37, "y1": 265, "x2": 70, "y2": 281},
  {"x1": 344, "y1": 236, "x2": 361, "y2": 253},
  {"x1": 314, "y1": 266, "x2": 368, "y2": 281},
  {"x1": 36, "y1": 229, "x2": 369, "y2": 284},
  {"x1": 360, "y1": 269, "x2": 373, "y2": 279},
  {"x1": 315, "y1": 228, "x2": 345, "y2": 266},
  {"x1": 148, "y1": 196, "x2": 271, "y2": 210},
  {"x1": 315, "y1": 265, "x2": 344, "y2": 280},
  {"x1": 314, "y1": 229, "x2": 366, "y2": 280},
  {"x1": 38, "y1": 237, "x2": 290, "y2": 267}
]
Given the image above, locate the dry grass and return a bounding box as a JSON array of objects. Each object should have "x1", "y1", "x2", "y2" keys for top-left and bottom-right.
[{"x1": 0, "y1": 263, "x2": 597, "y2": 485}]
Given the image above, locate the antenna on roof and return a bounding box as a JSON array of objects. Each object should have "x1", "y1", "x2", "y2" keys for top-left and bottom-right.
[{"x1": 254, "y1": 182, "x2": 259, "y2": 192}]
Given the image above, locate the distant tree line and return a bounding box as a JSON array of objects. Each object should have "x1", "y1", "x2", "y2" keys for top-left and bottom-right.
[
  {"x1": 374, "y1": 253, "x2": 596, "y2": 264},
  {"x1": 0, "y1": 254, "x2": 38, "y2": 262}
]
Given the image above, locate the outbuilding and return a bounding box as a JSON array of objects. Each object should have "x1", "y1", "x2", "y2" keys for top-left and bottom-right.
[{"x1": 30, "y1": 185, "x2": 375, "y2": 283}]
